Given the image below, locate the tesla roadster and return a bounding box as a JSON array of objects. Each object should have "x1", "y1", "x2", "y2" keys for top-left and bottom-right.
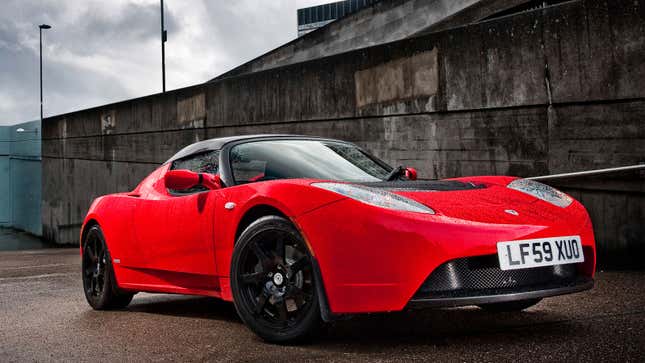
[{"x1": 81, "y1": 135, "x2": 596, "y2": 342}]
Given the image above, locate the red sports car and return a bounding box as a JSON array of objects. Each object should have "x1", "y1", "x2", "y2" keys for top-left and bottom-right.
[{"x1": 81, "y1": 135, "x2": 595, "y2": 342}]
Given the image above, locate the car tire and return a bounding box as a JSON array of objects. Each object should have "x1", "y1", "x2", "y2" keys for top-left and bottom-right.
[
  {"x1": 82, "y1": 225, "x2": 134, "y2": 310},
  {"x1": 477, "y1": 298, "x2": 542, "y2": 312},
  {"x1": 231, "y1": 215, "x2": 321, "y2": 344}
]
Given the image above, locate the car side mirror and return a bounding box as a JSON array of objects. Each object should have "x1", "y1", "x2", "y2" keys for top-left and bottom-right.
[
  {"x1": 405, "y1": 167, "x2": 418, "y2": 181},
  {"x1": 165, "y1": 170, "x2": 222, "y2": 191},
  {"x1": 165, "y1": 170, "x2": 200, "y2": 190}
]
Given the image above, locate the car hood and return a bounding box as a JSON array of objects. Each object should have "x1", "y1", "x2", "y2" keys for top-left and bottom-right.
[{"x1": 362, "y1": 180, "x2": 569, "y2": 225}]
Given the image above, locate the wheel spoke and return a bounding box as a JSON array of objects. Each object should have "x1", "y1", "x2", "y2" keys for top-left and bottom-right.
[
  {"x1": 276, "y1": 300, "x2": 289, "y2": 322},
  {"x1": 250, "y1": 241, "x2": 274, "y2": 270},
  {"x1": 84, "y1": 266, "x2": 94, "y2": 277},
  {"x1": 92, "y1": 238, "x2": 99, "y2": 261},
  {"x1": 255, "y1": 291, "x2": 270, "y2": 315},
  {"x1": 241, "y1": 272, "x2": 266, "y2": 285},
  {"x1": 289, "y1": 256, "x2": 309, "y2": 275},
  {"x1": 98, "y1": 251, "x2": 105, "y2": 270},
  {"x1": 86, "y1": 243, "x2": 97, "y2": 263},
  {"x1": 286, "y1": 286, "x2": 308, "y2": 307},
  {"x1": 95, "y1": 239, "x2": 104, "y2": 261},
  {"x1": 274, "y1": 238, "x2": 285, "y2": 264}
]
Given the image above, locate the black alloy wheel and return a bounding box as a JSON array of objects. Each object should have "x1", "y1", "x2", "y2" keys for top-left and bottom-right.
[
  {"x1": 82, "y1": 225, "x2": 134, "y2": 310},
  {"x1": 231, "y1": 216, "x2": 321, "y2": 343}
]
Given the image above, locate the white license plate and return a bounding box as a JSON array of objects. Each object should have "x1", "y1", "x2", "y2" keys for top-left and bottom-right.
[{"x1": 497, "y1": 236, "x2": 584, "y2": 271}]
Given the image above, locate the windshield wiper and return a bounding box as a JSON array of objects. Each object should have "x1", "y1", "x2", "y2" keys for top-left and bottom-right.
[{"x1": 385, "y1": 166, "x2": 406, "y2": 181}]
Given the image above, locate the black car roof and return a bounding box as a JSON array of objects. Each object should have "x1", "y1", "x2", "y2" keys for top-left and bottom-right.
[{"x1": 164, "y1": 134, "x2": 339, "y2": 164}]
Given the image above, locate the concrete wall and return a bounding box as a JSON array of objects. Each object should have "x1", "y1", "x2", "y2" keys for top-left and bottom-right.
[
  {"x1": 213, "y1": 0, "x2": 529, "y2": 80},
  {"x1": 43, "y1": 0, "x2": 644, "y2": 268},
  {"x1": 0, "y1": 120, "x2": 42, "y2": 236}
]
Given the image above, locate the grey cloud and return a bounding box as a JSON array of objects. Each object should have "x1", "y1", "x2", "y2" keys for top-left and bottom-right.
[
  {"x1": 0, "y1": 0, "x2": 318, "y2": 125},
  {"x1": 0, "y1": 0, "x2": 179, "y2": 124},
  {"x1": 200, "y1": 1, "x2": 299, "y2": 72},
  {"x1": 59, "y1": 2, "x2": 180, "y2": 57}
]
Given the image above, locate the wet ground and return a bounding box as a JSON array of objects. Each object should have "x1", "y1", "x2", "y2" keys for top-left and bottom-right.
[
  {"x1": 0, "y1": 248, "x2": 644, "y2": 362},
  {"x1": 0, "y1": 227, "x2": 50, "y2": 251}
]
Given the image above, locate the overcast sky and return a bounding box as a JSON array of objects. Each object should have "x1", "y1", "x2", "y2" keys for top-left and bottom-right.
[{"x1": 0, "y1": 0, "x2": 329, "y2": 126}]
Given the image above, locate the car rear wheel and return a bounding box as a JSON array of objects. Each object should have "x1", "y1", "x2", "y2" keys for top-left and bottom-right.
[
  {"x1": 82, "y1": 225, "x2": 134, "y2": 310},
  {"x1": 477, "y1": 298, "x2": 542, "y2": 312},
  {"x1": 231, "y1": 216, "x2": 321, "y2": 344}
]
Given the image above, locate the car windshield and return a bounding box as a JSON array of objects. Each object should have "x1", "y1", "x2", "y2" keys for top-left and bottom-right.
[{"x1": 229, "y1": 140, "x2": 392, "y2": 184}]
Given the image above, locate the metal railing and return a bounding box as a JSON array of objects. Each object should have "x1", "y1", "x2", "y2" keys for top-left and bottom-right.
[{"x1": 528, "y1": 164, "x2": 645, "y2": 181}]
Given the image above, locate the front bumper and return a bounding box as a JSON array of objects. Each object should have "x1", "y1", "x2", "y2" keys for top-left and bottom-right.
[
  {"x1": 296, "y1": 198, "x2": 597, "y2": 314},
  {"x1": 407, "y1": 248, "x2": 594, "y2": 308}
]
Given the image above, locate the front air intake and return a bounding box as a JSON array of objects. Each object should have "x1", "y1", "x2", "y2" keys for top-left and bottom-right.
[{"x1": 413, "y1": 248, "x2": 593, "y2": 300}]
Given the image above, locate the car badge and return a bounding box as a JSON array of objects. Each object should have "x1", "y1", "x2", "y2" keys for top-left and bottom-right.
[{"x1": 505, "y1": 209, "x2": 519, "y2": 216}]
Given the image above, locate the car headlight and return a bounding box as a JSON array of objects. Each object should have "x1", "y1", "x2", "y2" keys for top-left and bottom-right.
[
  {"x1": 312, "y1": 182, "x2": 435, "y2": 214},
  {"x1": 507, "y1": 179, "x2": 573, "y2": 208}
]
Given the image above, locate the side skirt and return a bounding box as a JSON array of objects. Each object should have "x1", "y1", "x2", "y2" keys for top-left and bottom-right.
[{"x1": 115, "y1": 265, "x2": 222, "y2": 298}]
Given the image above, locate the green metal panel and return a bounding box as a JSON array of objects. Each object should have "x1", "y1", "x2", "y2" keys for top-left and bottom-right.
[
  {"x1": 11, "y1": 158, "x2": 41, "y2": 235},
  {"x1": 0, "y1": 157, "x2": 10, "y2": 226},
  {"x1": 0, "y1": 120, "x2": 41, "y2": 235},
  {"x1": 0, "y1": 126, "x2": 10, "y2": 226}
]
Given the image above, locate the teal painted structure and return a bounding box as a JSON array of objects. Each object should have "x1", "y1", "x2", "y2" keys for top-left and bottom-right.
[
  {"x1": 0, "y1": 127, "x2": 10, "y2": 227},
  {"x1": 0, "y1": 120, "x2": 41, "y2": 236}
]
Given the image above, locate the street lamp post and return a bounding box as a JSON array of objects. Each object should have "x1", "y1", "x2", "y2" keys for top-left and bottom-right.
[
  {"x1": 160, "y1": 0, "x2": 167, "y2": 93},
  {"x1": 38, "y1": 24, "x2": 51, "y2": 123}
]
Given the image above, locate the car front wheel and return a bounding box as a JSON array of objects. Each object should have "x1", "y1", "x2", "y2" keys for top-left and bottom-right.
[{"x1": 231, "y1": 216, "x2": 321, "y2": 344}]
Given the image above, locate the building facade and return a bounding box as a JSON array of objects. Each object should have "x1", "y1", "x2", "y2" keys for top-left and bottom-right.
[{"x1": 297, "y1": 0, "x2": 379, "y2": 36}]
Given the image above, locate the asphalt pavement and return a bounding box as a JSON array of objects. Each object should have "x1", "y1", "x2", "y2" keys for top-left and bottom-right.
[{"x1": 0, "y1": 247, "x2": 644, "y2": 362}]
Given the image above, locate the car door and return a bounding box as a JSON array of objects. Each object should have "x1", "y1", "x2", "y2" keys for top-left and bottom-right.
[{"x1": 133, "y1": 151, "x2": 220, "y2": 278}]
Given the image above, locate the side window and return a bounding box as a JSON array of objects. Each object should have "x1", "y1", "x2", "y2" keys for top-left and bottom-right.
[
  {"x1": 171, "y1": 150, "x2": 219, "y2": 174},
  {"x1": 169, "y1": 150, "x2": 220, "y2": 194},
  {"x1": 230, "y1": 144, "x2": 268, "y2": 184}
]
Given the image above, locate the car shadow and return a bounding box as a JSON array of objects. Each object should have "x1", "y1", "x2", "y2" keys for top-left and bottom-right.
[
  {"x1": 121, "y1": 294, "x2": 578, "y2": 350},
  {"x1": 126, "y1": 295, "x2": 241, "y2": 323},
  {"x1": 310, "y1": 307, "x2": 578, "y2": 352}
]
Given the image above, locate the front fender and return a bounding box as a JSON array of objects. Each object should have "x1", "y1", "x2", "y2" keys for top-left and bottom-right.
[
  {"x1": 79, "y1": 193, "x2": 137, "y2": 266},
  {"x1": 213, "y1": 180, "x2": 345, "y2": 278}
]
